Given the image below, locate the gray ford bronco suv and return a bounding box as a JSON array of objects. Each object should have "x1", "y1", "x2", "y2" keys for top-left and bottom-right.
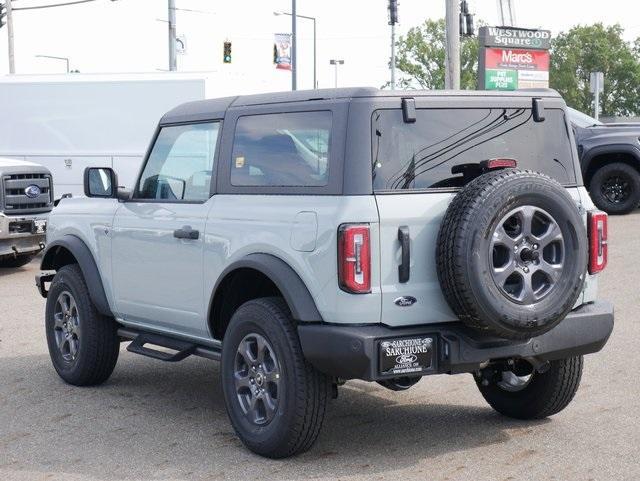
[{"x1": 36, "y1": 88, "x2": 614, "y2": 458}]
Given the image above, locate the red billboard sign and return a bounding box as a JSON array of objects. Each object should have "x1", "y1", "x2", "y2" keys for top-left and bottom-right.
[{"x1": 485, "y1": 48, "x2": 550, "y2": 71}]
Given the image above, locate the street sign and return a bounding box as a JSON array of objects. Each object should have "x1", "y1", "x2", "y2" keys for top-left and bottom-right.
[
  {"x1": 274, "y1": 33, "x2": 292, "y2": 70},
  {"x1": 590, "y1": 72, "x2": 604, "y2": 93},
  {"x1": 480, "y1": 26, "x2": 551, "y2": 50},
  {"x1": 478, "y1": 26, "x2": 551, "y2": 91},
  {"x1": 176, "y1": 35, "x2": 186, "y2": 55}
]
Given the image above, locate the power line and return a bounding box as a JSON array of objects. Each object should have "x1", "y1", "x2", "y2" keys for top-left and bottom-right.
[{"x1": 13, "y1": 0, "x2": 100, "y2": 11}]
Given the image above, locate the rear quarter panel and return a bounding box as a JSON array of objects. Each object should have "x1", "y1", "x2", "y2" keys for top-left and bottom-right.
[{"x1": 203, "y1": 195, "x2": 381, "y2": 324}]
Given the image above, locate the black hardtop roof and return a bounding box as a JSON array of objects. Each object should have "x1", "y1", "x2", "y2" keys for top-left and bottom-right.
[{"x1": 160, "y1": 87, "x2": 562, "y2": 124}]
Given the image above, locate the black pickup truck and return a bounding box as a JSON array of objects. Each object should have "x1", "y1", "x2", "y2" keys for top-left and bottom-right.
[{"x1": 568, "y1": 107, "x2": 640, "y2": 215}]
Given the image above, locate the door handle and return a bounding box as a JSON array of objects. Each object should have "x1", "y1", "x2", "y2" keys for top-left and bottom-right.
[
  {"x1": 173, "y1": 225, "x2": 200, "y2": 240},
  {"x1": 398, "y1": 226, "x2": 410, "y2": 283}
]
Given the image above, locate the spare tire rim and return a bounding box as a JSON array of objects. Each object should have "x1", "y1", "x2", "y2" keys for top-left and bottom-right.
[
  {"x1": 602, "y1": 175, "x2": 630, "y2": 204},
  {"x1": 53, "y1": 290, "x2": 81, "y2": 362},
  {"x1": 233, "y1": 333, "x2": 281, "y2": 426},
  {"x1": 490, "y1": 205, "x2": 565, "y2": 305}
]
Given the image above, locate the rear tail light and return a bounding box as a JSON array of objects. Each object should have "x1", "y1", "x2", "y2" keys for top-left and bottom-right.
[
  {"x1": 338, "y1": 224, "x2": 371, "y2": 294},
  {"x1": 482, "y1": 158, "x2": 518, "y2": 170},
  {"x1": 588, "y1": 211, "x2": 608, "y2": 274}
]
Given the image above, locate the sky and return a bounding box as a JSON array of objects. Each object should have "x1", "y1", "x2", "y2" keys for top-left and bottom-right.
[{"x1": 1, "y1": 0, "x2": 640, "y2": 90}]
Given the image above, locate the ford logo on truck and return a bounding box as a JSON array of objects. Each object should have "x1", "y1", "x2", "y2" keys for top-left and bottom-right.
[
  {"x1": 396, "y1": 354, "x2": 418, "y2": 364},
  {"x1": 24, "y1": 184, "x2": 41, "y2": 198},
  {"x1": 394, "y1": 296, "x2": 417, "y2": 307}
]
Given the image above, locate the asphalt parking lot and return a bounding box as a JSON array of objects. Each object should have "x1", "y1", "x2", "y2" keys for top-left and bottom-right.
[{"x1": 1, "y1": 212, "x2": 639, "y2": 481}]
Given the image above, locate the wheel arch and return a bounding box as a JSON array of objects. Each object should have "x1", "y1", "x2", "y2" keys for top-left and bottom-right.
[
  {"x1": 582, "y1": 144, "x2": 640, "y2": 187},
  {"x1": 208, "y1": 253, "x2": 322, "y2": 340},
  {"x1": 40, "y1": 235, "x2": 112, "y2": 317}
]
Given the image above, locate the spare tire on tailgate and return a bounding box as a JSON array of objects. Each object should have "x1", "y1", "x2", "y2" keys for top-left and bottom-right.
[{"x1": 436, "y1": 169, "x2": 588, "y2": 340}]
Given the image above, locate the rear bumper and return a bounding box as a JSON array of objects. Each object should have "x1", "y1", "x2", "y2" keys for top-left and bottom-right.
[{"x1": 298, "y1": 300, "x2": 614, "y2": 381}]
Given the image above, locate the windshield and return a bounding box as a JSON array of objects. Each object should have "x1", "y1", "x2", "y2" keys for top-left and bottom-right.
[
  {"x1": 372, "y1": 108, "x2": 577, "y2": 191},
  {"x1": 567, "y1": 107, "x2": 603, "y2": 128}
]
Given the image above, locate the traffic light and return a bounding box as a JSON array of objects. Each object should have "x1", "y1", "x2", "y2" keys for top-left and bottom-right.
[
  {"x1": 459, "y1": 0, "x2": 475, "y2": 37},
  {"x1": 388, "y1": 0, "x2": 398, "y2": 26},
  {"x1": 0, "y1": 3, "x2": 6, "y2": 30},
  {"x1": 223, "y1": 41, "x2": 232, "y2": 64}
]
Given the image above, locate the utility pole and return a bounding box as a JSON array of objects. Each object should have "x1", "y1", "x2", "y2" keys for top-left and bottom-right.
[
  {"x1": 388, "y1": 0, "x2": 398, "y2": 89},
  {"x1": 329, "y1": 59, "x2": 344, "y2": 88},
  {"x1": 6, "y1": 0, "x2": 15, "y2": 74},
  {"x1": 168, "y1": 0, "x2": 177, "y2": 71},
  {"x1": 444, "y1": 0, "x2": 460, "y2": 89},
  {"x1": 291, "y1": 0, "x2": 297, "y2": 90},
  {"x1": 590, "y1": 72, "x2": 604, "y2": 120},
  {"x1": 497, "y1": 0, "x2": 516, "y2": 26}
]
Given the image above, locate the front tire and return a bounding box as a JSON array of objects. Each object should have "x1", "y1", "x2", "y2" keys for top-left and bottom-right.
[
  {"x1": 476, "y1": 356, "x2": 583, "y2": 419},
  {"x1": 221, "y1": 297, "x2": 331, "y2": 458},
  {"x1": 45, "y1": 264, "x2": 120, "y2": 386},
  {"x1": 589, "y1": 162, "x2": 640, "y2": 215}
]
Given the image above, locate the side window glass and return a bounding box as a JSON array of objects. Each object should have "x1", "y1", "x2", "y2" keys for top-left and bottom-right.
[
  {"x1": 231, "y1": 111, "x2": 331, "y2": 187},
  {"x1": 136, "y1": 122, "x2": 220, "y2": 201}
]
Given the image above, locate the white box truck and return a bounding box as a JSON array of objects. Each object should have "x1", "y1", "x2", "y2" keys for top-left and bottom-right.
[{"x1": 0, "y1": 72, "x2": 280, "y2": 198}]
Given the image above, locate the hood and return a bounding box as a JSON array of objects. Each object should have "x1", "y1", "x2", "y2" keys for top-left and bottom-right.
[{"x1": 0, "y1": 157, "x2": 51, "y2": 175}]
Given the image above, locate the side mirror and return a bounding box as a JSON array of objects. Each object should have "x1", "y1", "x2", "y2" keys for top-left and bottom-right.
[
  {"x1": 532, "y1": 98, "x2": 546, "y2": 123},
  {"x1": 84, "y1": 167, "x2": 117, "y2": 198}
]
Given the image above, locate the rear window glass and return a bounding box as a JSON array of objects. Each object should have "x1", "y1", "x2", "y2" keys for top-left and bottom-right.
[
  {"x1": 372, "y1": 108, "x2": 576, "y2": 191},
  {"x1": 231, "y1": 111, "x2": 331, "y2": 187}
]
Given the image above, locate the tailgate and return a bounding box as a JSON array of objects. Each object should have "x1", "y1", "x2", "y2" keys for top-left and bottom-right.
[{"x1": 376, "y1": 192, "x2": 458, "y2": 327}]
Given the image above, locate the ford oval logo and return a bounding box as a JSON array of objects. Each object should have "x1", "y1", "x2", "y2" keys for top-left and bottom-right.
[
  {"x1": 24, "y1": 184, "x2": 41, "y2": 199},
  {"x1": 394, "y1": 296, "x2": 417, "y2": 307},
  {"x1": 396, "y1": 354, "x2": 417, "y2": 364}
]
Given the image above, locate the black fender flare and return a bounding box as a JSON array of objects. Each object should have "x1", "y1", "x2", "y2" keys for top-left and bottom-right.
[
  {"x1": 40, "y1": 235, "x2": 112, "y2": 317},
  {"x1": 209, "y1": 253, "x2": 323, "y2": 323},
  {"x1": 582, "y1": 143, "x2": 640, "y2": 178}
]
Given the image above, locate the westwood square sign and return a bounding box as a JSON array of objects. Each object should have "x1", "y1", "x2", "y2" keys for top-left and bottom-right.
[{"x1": 478, "y1": 26, "x2": 551, "y2": 90}]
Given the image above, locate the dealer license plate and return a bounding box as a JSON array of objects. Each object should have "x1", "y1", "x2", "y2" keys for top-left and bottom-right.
[
  {"x1": 33, "y1": 219, "x2": 47, "y2": 234},
  {"x1": 379, "y1": 336, "x2": 435, "y2": 376}
]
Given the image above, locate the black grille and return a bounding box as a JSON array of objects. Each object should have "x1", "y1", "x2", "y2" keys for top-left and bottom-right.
[{"x1": 2, "y1": 173, "x2": 53, "y2": 215}]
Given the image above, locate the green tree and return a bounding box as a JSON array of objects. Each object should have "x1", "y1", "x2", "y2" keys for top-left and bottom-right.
[
  {"x1": 550, "y1": 24, "x2": 640, "y2": 116},
  {"x1": 390, "y1": 18, "x2": 479, "y2": 89}
]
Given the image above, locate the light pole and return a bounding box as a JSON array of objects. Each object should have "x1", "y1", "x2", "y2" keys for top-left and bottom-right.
[
  {"x1": 274, "y1": 11, "x2": 316, "y2": 89},
  {"x1": 329, "y1": 59, "x2": 344, "y2": 88},
  {"x1": 35, "y1": 55, "x2": 70, "y2": 73},
  {"x1": 6, "y1": 0, "x2": 120, "y2": 74}
]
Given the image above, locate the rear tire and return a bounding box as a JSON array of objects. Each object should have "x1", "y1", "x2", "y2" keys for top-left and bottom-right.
[
  {"x1": 476, "y1": 356, "x2": 583, "y2": 419},
  {"x1": 45, "y1": 264, "x2": 120, "y2": 386},
  {"x1": 589, "y1": 162, "x2": 640, "y2": 215},
  {"x1": 0, "y1": 254, "x2": 34, "y2": 268},
  {"x1": 221, "y1": 297, "x2": 331, "y2": 458}
]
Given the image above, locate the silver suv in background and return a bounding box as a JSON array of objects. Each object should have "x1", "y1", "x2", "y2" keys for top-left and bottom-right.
[
  {"x1": 0, "y1": 158, "x2": 52, "y2": 268},
  {"x1": 36, "y1": 88, "x2": 613, "y2": 458}
]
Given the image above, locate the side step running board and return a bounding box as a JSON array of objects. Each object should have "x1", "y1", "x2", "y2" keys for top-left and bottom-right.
[{"x1": 118, "y1": 328, "x2": 222, "y2": 362}]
